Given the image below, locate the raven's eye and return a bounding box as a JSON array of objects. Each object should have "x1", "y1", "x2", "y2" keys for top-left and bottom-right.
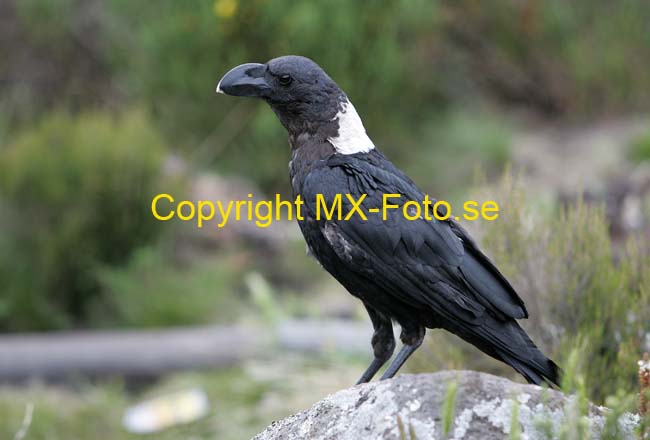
[{"x1": 279, "y1": 74, "x2": 293, "y2": 86}]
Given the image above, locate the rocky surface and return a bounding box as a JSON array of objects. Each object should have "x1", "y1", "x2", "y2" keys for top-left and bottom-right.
[{"x1": 253, "y1": 370, "x2": 639, "y2": 440}]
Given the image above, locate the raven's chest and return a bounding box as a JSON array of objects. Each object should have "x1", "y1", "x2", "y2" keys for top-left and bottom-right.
[
  {"x1": 294, "y1": 198, "x2": 373, "y2": 302},
  {"x1": 288, "y1": 139, "x2": 335, "y2": 194},
  {"x1": 289, "y1": 148, "x2": 354, "y2": 267}
]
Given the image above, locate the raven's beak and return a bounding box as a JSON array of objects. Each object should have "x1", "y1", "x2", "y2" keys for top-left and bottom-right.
[{"x1": 216, "y1": 63, "x2": 269, "y2": 97}]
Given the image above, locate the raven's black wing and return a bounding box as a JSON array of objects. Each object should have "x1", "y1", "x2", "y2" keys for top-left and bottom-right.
[{"x1": 302, "y1": 153, "x2": 527, "y2": 323}]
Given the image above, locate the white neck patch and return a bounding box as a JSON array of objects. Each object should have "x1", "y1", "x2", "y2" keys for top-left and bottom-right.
[{"x1": 327, "y1": 99, "x2": 375, "y2": 155}]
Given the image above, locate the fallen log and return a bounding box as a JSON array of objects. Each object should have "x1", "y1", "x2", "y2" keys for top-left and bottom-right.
[{"x1": 0, "y1": 320, "x2": 372, "y2": 381}]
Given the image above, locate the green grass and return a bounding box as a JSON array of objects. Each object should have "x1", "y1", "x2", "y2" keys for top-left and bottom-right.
[
  {"x1": 442, "y1": 380, "x2": 458, "y2": 436},
  {"x1": 0, "y1": 357, "x2": 365, "y2": 440}
]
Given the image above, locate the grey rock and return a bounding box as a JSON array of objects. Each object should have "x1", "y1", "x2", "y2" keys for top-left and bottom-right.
[{"x1": 253, "y1": 370, "x2": 640, "y2": 440}]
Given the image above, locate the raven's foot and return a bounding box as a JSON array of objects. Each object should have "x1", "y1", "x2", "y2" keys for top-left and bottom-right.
[
  {"x1": 356, "y1": 308, "x2": 395, "y2": 384},
  {"x1": 379, "y1": 326, "x2": 425, "y2": 380}
]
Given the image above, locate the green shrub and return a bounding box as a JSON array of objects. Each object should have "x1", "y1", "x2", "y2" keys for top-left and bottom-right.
[
  {"x1": 6, "y1": 0, "x2": 113, "y2": 127},
  {"x1": 478, "y1": 173, "x2": 650, "y2": 402},
  {"x1": 96, "y1": 247, "x2": 244, "y2": 328},
  {"x1": 442, "y1": 0, "x2": 650, "y2": 115},
  {"x1": 628, "y1": 131, "x2": 650, "y2": 163},
  {"x1": 411, "y1": 172, "x2": 650, "y2": 404},
  {"x1": 0, "y1": 110, "x2": 167, "y2": 330}
]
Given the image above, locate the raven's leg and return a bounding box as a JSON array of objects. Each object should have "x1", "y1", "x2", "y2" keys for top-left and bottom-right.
[
  {"x1": 356, "y1": 305, "x2": 395, "y2": 385},
  {"x1": 379, "y1": 325, "x2": 425, "y2": 380}
]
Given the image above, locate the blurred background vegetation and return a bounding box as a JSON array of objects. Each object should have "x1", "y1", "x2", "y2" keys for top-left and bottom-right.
[{"x1": 1, "y1": 0, "x2": 650, "y2": 438}]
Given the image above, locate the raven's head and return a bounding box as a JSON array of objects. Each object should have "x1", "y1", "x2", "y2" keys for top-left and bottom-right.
[{"x1": 217, "y1": 55, "x2": 374, "y2": 153}]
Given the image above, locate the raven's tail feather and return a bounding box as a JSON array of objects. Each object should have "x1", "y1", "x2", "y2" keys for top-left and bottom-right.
[
  {"x1": 450, "y1": 317, "x2": 561, "y2": 387},
  {"x1": 501, "y1": 349, "x2": 561, "y2": 387}
]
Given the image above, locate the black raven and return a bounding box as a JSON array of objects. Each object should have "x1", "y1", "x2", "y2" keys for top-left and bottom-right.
[{"x1": 216, "y1": 55, "x2": 560, "y2": 386}]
